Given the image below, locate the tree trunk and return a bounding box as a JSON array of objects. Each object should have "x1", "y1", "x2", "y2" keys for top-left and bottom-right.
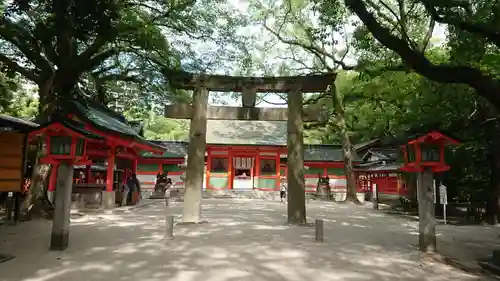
[
  {"x1": 22, "y1": 78, "x2": 73, "y2": 220},
  {"x1": 480, "y1": 104, "x2": 500, "y2": 224},
  {"x1": 20, "y1": 138, "x2": 53, "y2": 220},
  {"x1": 330, "y1": 82, "x2": 361, "y2": 204},
  {"x1": 486, "y1": 144, "x2": 500, "y2": 225},
  {"x1": 182, "y1": 84, "x2": 209, "y2": 223},
  {"x1": 287, "y1": 88, "x2": 307, "y2": 224}
]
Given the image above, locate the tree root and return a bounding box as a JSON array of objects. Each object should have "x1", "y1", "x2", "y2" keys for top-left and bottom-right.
[{"x1": 20, "y1": 198, "x2": 54, "y2": 221}]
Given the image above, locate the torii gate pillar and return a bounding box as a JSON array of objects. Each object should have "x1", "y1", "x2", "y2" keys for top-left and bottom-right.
[{"x1": 164, "y1": 70, "x2": 335, "y2": 224}]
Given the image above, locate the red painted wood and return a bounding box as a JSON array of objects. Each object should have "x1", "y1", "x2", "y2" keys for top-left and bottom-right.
[
  {"x1": 207, "y1": 149, "x2": 213, "y2": 190},
  {"x1": 48, "y1": 164, "x2": 58, "y2": 191},
  {"x1": 132, "y1": 158, "x2": 138, "y2": 175},
  {"x1": 106, "y1": 147, "x2": 116, "y2": 192},
  {"x1": 228, "y1": 148, "x2": 233, "y2": 190}
]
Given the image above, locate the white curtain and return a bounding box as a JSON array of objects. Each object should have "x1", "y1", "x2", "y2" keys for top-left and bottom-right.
[{"x1": 233, "y1": 157, "x2": 254, "y2": 169}]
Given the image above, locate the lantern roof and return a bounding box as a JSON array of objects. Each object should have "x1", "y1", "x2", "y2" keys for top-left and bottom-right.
[
  {"x1": 29, "y1": 118, "x2": 104, "y2": 140},
  {"x1": 406, "y1": 130, "x2": 460, "y2": 146}
]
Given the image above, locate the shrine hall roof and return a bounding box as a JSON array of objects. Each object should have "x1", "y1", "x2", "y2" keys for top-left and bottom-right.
[
  {"x1": 143, "y1": 120, "x2": 360, "y2": 162},
  {"x1": 0, "y1": 114, "x2": 38, "y2": 131},
  {"x1": 206, "y1": 120, "x2": 287, "y2": 145},
  {"x1": 30, "y1": 95, "x2": 165, "y2": 153}
]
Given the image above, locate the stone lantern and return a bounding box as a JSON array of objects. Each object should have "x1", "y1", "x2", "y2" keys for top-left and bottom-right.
[
  {"x1": 400, "y1": 130, "x2": 459, "y2": 173},
  {"x1": 400, "y1": 130, "x2": 459, "y2": 253}
]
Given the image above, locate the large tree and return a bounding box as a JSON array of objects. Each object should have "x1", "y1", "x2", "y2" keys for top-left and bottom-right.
[
  {"x1": 345, "y1": 0, "x2": 500, "y2": 108},
  {"x1": 1, "y1": 0, "x2": 251, "y2": 217},
  {"x1": 247, "y1": 0, "x2": 363, "y2": 204},
  {"x1": 342, "y1": 0, "x2": 500, "y2": 223}
]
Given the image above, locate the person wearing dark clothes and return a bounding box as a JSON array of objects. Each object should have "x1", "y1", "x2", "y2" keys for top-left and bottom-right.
[
  {"x1": 127, "y1": 174, "x2": 141, "y2": 205},
  {"x1": 155, "y1": 171, "x2": 168, "y2": 192}
]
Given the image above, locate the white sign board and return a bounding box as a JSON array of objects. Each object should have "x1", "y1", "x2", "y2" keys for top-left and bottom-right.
[
  {"x1": 372, "y1": 183, "x2": 377, "y2": 199},
  {"x1": 439, "y1": 184, "x2": 447, "y2": 205}
]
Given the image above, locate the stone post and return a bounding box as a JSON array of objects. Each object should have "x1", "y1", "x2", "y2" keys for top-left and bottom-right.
[
  {"x1": 165, "y1": 215, "x2": 174, "y2": 240},
  {"x1": 287, "y1": 88, "x2": 307, "y2": 224},
  {"x1": 315, "y1": 219, "x2": 324, "y2": 242},
  {"x1": 417, "y1": 168, "x2": 436, "y2": 252},
  {"x1": 50, "y1": 162, "x2": 74, "y2": 251},
  {"x1": 372, "y1": 183, "x2": 378, "y2": 210},
  {"x1": 182, "y1": 81, "x2": 209, "y2": 223}
]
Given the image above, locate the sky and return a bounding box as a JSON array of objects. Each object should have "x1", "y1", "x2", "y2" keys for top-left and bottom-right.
[
  {"x1": 18, "y1": 0, "x2": 449, "y2": 110},
  {"x1": 203, "y1": 0, "x2": 448, "y2": 109}
]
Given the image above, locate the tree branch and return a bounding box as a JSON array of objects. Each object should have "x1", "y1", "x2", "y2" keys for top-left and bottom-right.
[
  {"x1": 0, "y1": 54, "x2": 39, "y2": 83},
  {"x1": 346, "y1": 0, "x2": 500, "y2": 107},
  {"x1": 420, "y1": 0, "x2": 500, "y2": 48},
  {"x1": 0, "y1": 18, "x2": 53, "y2": 74},
  {"x1": 262, "y1": 6, "x2": 355, "y2": 71}
]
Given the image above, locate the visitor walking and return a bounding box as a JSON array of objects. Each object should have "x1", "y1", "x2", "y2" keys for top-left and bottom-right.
[{"x1": 280, "y1": 176, "x2": 287, "y2": 203}]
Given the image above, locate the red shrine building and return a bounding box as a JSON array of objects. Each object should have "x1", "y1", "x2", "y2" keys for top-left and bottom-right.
[
  {"x1": 138, "y1": 120, "x2": 366, "y2": 201},
  {"x1": 27, "y1": 96, "x2": 166, "y2": 208}
]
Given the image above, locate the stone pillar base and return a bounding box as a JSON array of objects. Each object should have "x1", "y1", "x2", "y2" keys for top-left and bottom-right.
[{"x1": 102, "y1": 191, "x2": 116, "y2": 209}]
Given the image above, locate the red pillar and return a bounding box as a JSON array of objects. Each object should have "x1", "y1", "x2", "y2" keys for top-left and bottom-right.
[
  {"x1": 227, "y1": 149, "x2": 232, "y2": 190},
  {"x1": 255, "y1": 149, "x2": 260, "y2": 189},
  {"x1": 106, "y1": 148, "x2": 116, "y2": 192},
  {"x1": 48, "y1": 164, "x2": 59, "y2": 191},
  {"x1": 207, "y1": 149, "x2": 213, "y2": 189},
  {"x1": 131, "y1": 158, "x2": 138, "y2": 175},
  {"x1": 275, "y1": 150, "x2": 280, "y2": 189}
]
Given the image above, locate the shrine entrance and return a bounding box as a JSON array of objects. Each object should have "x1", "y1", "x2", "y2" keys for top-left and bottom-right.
[
  {"x1": 163, "y1": 70, "x2": 335, "y2": 224},
  {"x1": 232, "y1": 154, "x2": 255, "y2": 190}
]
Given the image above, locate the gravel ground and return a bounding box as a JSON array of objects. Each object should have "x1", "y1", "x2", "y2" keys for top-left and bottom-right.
[{"x1": 0, "y1": 198, "x2": 498, "y2": 281}]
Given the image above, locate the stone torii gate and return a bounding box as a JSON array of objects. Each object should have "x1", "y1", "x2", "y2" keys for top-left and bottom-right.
[{"x1": 164, "y1": 70, "x2": 336, "y2": 224}]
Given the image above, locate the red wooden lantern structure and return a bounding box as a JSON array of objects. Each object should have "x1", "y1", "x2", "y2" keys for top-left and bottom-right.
[
  {"x1": 29, "y1": 122, "x2": 92, "y2": 165},
  {"x1": 400, "y1": 130, "x2": 459, "y2": 173}
]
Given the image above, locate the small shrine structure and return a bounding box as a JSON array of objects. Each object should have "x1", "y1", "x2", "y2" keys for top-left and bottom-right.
[{"x1": 28, "y1": 94, "x2": 165, "y2": 251}]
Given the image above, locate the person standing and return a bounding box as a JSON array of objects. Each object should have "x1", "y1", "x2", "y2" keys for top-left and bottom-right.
[
  {"x1": 155, "y1": 171, "x2": 168, "y2": 192},
  {"x1": 164, "y1": 178, "x2": 173, "y2": 207},
  {"x1": 127, "y1": 173, "x2": 141, "y2": 205},
  {"x1": 280, "y1": 176, "x2": 287, "y2": 203},
  {"x1": 121, "y1": 176, "x2": 129, "y2": 206}
]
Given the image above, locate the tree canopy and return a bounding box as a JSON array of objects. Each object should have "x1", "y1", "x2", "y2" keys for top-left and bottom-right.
[{"x1": 3, "y1": 0, "x2": 500, "y2": 220}]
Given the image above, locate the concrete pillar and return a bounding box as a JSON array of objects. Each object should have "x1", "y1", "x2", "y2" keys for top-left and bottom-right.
[
  {"x1": 287, "y1": 88, "x2": 307, "y2": 224},
  {"x1": 417, "y1": 168, "x2": 436, "y2": 252},
  {"x1": 182, "y1": 82, "x2": 209, "y2": 223},
  {"x1": 50, "y1": 162, "x2": 74, "y2": 251}
]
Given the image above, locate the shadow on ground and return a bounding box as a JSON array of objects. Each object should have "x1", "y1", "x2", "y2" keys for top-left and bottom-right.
[{"x1": 0, "y1": 199, "x2": 496, "y2": 281}]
